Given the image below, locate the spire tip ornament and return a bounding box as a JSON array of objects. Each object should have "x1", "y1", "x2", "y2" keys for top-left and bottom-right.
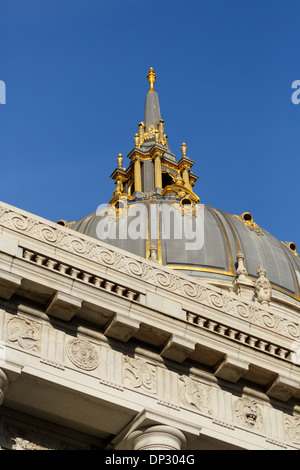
[
  {"x1": 117, "y1": 153, "x2": 123, "y2": 168},
  {"x1": 147, "y1": 67, "x2": 156, "y2": 92},
  {"x1": 181, "y1": 142, "x2": 187, "y2": 157}
]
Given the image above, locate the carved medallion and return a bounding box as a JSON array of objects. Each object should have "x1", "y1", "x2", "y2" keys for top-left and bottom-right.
[
  {"x1": 234, "y1": 396, "x2": 263, "y2": 430},
  {"x1": 5, "y1": 316, "x2": 40, "y2": 351},
  {"x1": 66, "y1": 338, "x2": 99, "y2": 370},
  {"x1": 179, "y1": 376, "x2": 211, "y2": 414},
  {"x1": 123, "y1": 356, "x2": 156, "y2": 393}
]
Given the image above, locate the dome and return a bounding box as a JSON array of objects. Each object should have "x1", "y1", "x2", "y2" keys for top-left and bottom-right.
[
  {"x1": 66, "y1": 201, "x2": 300, "y2": 303},
  {"x1": 58, "y1": 68, "x2": 300, "y2": 305}
]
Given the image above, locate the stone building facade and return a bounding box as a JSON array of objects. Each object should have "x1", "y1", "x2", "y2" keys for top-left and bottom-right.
[{"x1": 0, "y1": 69, "x2": 300, "y2": 450}]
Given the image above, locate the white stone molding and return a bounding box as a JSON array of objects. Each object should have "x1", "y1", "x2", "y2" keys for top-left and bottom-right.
[
  {"x1": 236, "y1": 251, "x2": 248, "y2": 279},
  {"x1": 0, "y1": 203, "x2": 300, "y2": 340},
  {"x1": 0, "y1": 369, "x2": 8, "y2": 406}
]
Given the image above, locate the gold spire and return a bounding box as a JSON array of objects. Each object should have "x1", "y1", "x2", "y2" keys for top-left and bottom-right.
[{"x1": 147, "y1": 67, "x2": 156, "y2": 91}]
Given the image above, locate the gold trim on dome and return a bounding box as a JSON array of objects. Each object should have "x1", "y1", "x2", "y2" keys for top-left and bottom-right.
[
  {"x1": 108, "y1": 193, "x2": 133, "y2": 206},
  {"x1": 161, "y1": 184, "x2": 200, "y2": 204},
  {"x1": 167, "y1": 265, "x2": 233, "y2": 276},
  {"x1": 56, "y1": 220, "x2": 76, "y2": 227}
]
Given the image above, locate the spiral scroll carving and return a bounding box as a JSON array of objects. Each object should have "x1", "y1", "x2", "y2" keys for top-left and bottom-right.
[
  {"x1": 235, "y1": 302, "x2": 250, "y2": 319},
  {"x1": 181, "y1": 281, "x2": 200, "y2": 298}
]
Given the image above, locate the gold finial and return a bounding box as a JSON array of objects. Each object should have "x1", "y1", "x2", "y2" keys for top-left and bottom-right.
[
  {"x1": 181, "y1": 142, "x2": 187, "y2": 157},
  {"x1": 175, "y1": 170, "x2": 184, "y2": 186},
  {"x1": 147, "y1": 67, "x2": 156, "y2": 91},
  {"x1": 117, "y1": 153, "x2": 123, "y2": 168}
]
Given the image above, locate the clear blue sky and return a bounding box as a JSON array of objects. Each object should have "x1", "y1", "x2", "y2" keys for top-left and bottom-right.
[{"x1": 1, "y1": 0, "x2": 300, "y2": 248}]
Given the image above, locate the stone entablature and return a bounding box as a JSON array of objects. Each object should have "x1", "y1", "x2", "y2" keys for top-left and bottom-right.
[{"x1": 1, "y1": 305, "x2": 300, "y2": 450}]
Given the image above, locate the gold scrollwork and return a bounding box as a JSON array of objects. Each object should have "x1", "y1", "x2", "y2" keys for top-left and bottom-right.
[{"x1": 232, "y1": 213, "x2": 263, "y2": 236}]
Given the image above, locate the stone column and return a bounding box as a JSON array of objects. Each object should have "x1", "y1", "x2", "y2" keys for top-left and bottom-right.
[
  {"x1": 0, "y1": 369, "x2": 8, "y2": 406},
  {"x1": 127, "y1": 425, "x2": 186, "y2": 451}
]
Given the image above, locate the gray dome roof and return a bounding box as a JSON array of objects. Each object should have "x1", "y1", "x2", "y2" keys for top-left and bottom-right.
[
  {"x1": 65, "y1": 200, "x2": 300, "y2": 302},
  {"x1": 58, "y1": 68, "x2": 300, "y2": 305}
]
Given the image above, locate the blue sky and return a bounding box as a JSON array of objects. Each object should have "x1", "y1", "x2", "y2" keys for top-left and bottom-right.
[{"x1": 1, "y1": 0, "x2": 300, "y2": 248}]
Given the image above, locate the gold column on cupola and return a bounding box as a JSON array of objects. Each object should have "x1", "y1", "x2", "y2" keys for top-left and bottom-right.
[
  {"x1": 154, "y1": 154, "x2": 162, "y2": 189},
  {"x1": 179, "y1": 142, "x2": 193, "y2": 191},
  {"x1": 134, "y1": 156, "x2": 142, "y2": 192}
]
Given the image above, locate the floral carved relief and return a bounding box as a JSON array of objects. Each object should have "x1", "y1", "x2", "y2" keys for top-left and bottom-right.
[
  {"x1": 179, "y1": 376, "x2": 212, "y2": 414},
  {"x1": 66, "y1": 338, "x2": 99, "y2": 371},
  {"x1": 123, "y1": 356, "x2": 156, "y2": 394},
  {"x1": 284, "y1": 415, "x2": 300, "y2": 445},
  {"x1": 5, "y1": 316, "x2": 40, "y2": 351}
]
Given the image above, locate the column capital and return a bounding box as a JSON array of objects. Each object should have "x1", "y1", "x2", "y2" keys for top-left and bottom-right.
[{"x1": 127, "y1": 424, "x2": 186, "y2": 451}]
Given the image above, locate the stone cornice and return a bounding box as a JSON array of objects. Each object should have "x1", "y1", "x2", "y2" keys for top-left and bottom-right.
[{"x1": 0, "y1": 202, "x2": 299, "y2": 344}]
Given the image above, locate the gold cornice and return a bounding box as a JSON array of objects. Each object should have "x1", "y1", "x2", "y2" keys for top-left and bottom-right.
[
  {"x1": 128, "y1": 146, "x2": 165, "y2": 162},
  {"x1": 178, "y1": 159, "x2": 194, "y2": 171},
  {"x1": 108, "y1": 194, "x2": 133, "y2": 205},
  {"x1": 161, "y1": 184, "x2": 200, "y2": 203}
]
